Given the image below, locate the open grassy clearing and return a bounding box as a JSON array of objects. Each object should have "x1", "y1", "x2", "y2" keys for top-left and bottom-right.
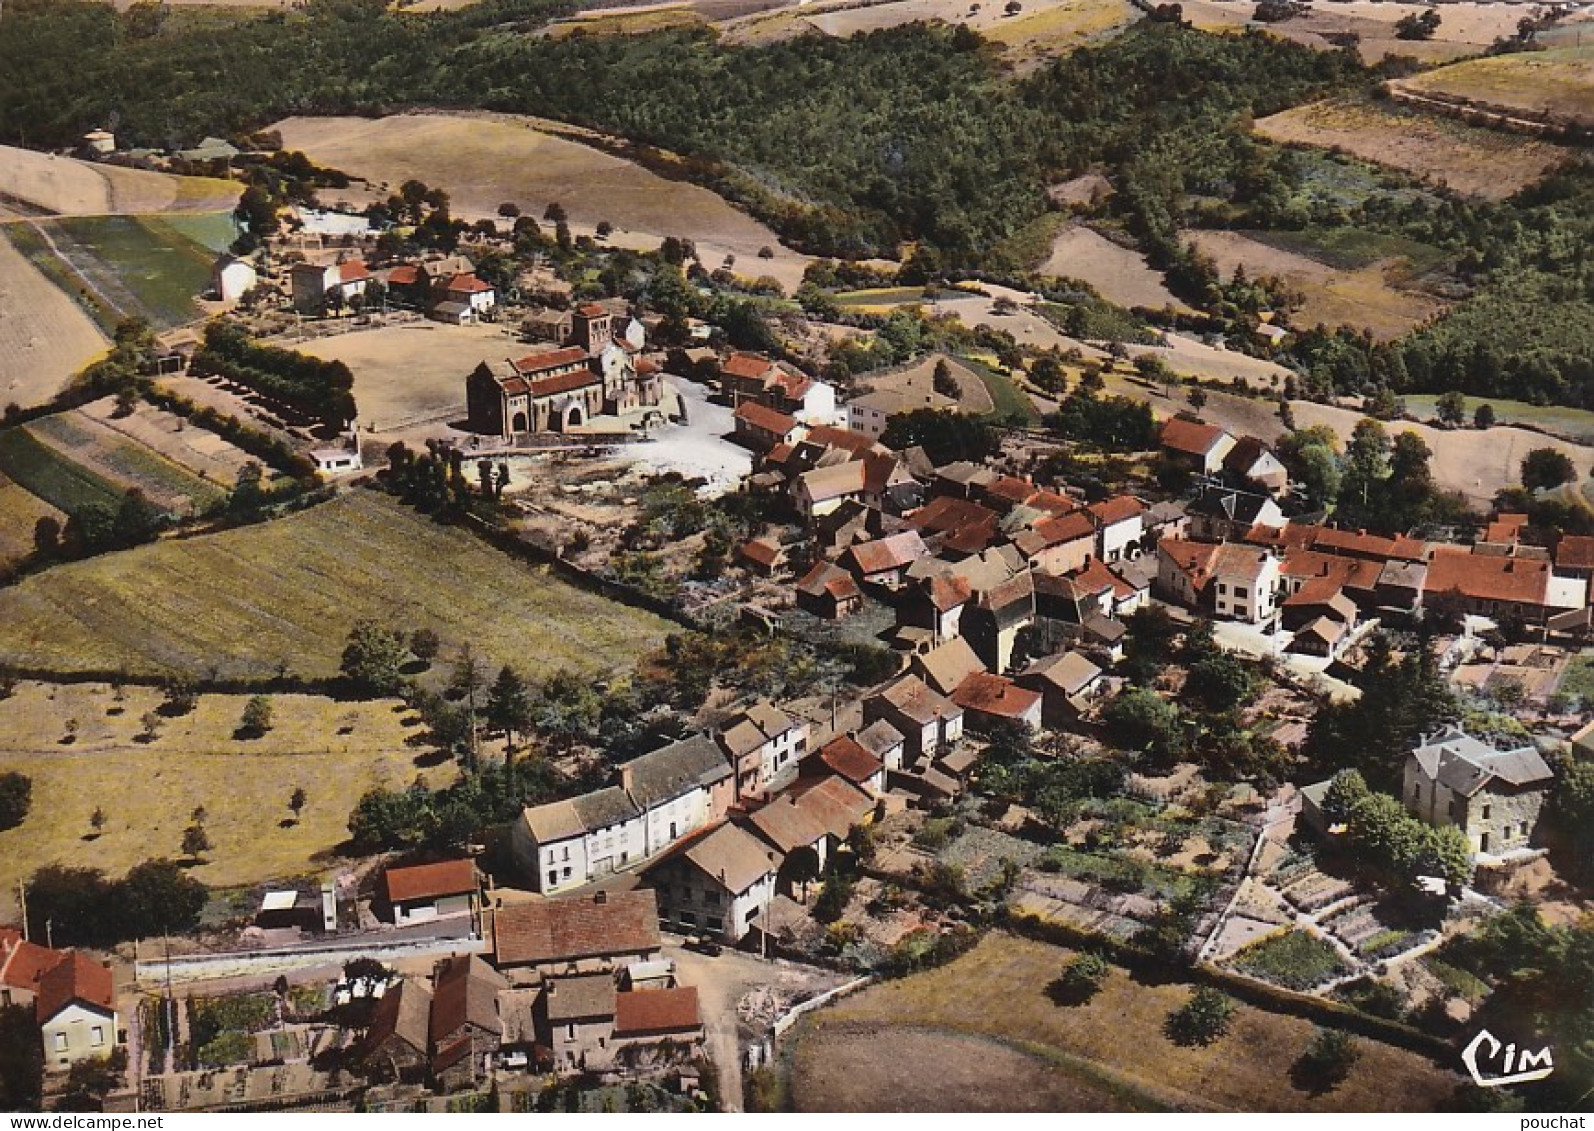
[
  {"x1": 1394, "y1": 45, "x2": 1594, "y2": 129},
  {"x1": 0, "y1": 426, "x2": 124, "y2": 515},
  {"x1": 791, "y1": 932, "x2": 1459, "y2": 1112},
  {"x1": 159, "y1": 211, "x2": 243, "y2": 254},
  {"x1": 543, "y1": 2, "x2": 706, "y2": 37},
  {"x1": 0, "y1": 489, "x2": 674, "y2": 682},
  {"x1": 1041, "y1": 225, "x2": 1183, "y2": 311},
  {"x1": 1186, "y1": 229, "x2": 1443, "y2": 340},
  {"x1": 76, "y1": 395, "x2": 276, "y2": 488},
  {"x1": 271, "y1": 113, "x2": 812, "y2": 290},
  {"x1": 295, "y1": 321, "x2": 512, "y2": 433},
  {"x1": 1254, "y1": 98, "x2": 1572, "y2": 200},
  {"x1": 982, "y1": 0, "x2": 1140, "y2": 68},
  {"x1": 0, "y1": 228, "x2": 108, "y2": 410},
  {"x1": 26, "y1": 407, "x2": 227, "y2": 514},
  {"x1": 1399, "y1": 394, "x2": 1594, "y2": 445},
  {"x1": 960, "y1": 355, "x2": 1043, "y2": 425},
  {"x1": 1177, "y1": 1, "x2": 1531, "y2": 63},
  {"x1": 0, "y1": 143, "x2": 238, "y2": 217},
  {"x1": 0, "y1": 681, "x2": 446, "y2": 912},
  {"x1": 718, "y1": 0, "x2": 1107, "y2": 48},
  {"x1": 860, "y1": 352, "x2": 994, "y2": 415}
]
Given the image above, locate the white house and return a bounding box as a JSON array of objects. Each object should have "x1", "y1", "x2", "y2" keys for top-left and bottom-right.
[
  {"x1": 716, "y1": 701, "x2": 809, "y2": 800},
  {"x1": 792, "y1": 379, "x2": 839, "y2": 427},
  {"x1": 36, "y1": 953, "x2": 118, "y2": 1072},
  {"x1": 291, "y1": 259, "x2": 371, "y2": 313},
  {"x1": 513, "y1": 787, "x2": 646, "y2": 895},
  {"x1": 617, "y1": 733, "x2": 734, "y2": 857},
  {"x1": 211, "y1": 256, "x2": 258, "y2": 303},
  {"x1": 1087, "y1": 495, "x2": 1146, "y2": 563},
  {"x1": 846, "y1": 385, "x2": 955, "y2": 440},
  {"x1": 1157, "y1": 539, "x2": 1282, "y2": 625},
  {"x1": 645, "y1": 823, "x2": 780, "y2": 944}
]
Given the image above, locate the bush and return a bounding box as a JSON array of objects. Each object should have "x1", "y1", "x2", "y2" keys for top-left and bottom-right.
[
  {"x1": 1051, "y1": 951, "x2": 1110, "y2": 1004},
  {"x1": 1293, "y1": 1027, "x2": 1360, "y2": 1093},
  {"x1": 1165, "y1": 986, "x2": 1235, "y2": 1046},
  {"x1": 0, "y1": 771, "x2": 31, "y2": 831}
]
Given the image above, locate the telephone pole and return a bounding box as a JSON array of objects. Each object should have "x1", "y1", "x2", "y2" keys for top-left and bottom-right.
[{"x1": 16, "y1": 880, "x2": 26, "y2": 942}]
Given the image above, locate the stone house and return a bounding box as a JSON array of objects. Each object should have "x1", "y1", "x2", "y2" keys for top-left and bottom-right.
[
  {"x1": 1158, "y1": 417, "x2": 1235, "y2": 475},
  {"x1": 428, "y1": 955, "x2": 508, "y2": 1091},
  {"x1": 360, "y1": 977, "x2": 432, "y2": 1084},
  {"x1": 1402, "y1": 727, "x2": 1555, "y2": 858},
  {"x1": 716, "y1": 701, "x2": 809, "y2": 801},
  {"x1": 645, "y1": 823, "x2": 780, "y2": 944},
  {"x1": 492, "y1": 890, "x2": 663, "y2": 982},
  {"x1": 864, "y1": 674, "x2": 965, "y2": 765},
  {"x1": 543, "y1": 973, "x2": 618, "y2": 1073}
]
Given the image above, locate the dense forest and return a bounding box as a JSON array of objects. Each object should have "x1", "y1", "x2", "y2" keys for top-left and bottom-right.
[{"x1": 1, "y1": 0, "x2": 1591, "y2": 409}]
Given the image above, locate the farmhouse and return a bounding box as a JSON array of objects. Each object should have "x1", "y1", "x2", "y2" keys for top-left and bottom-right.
[
  {"x1": 733, "y1": 402, "x2": 802, "y2": 451},
  {"x1": 611, "y1": 987, "x2": 704, "y2": 1059},
  {"x1": 1086, "y1": 495, "x2": 1146, "y2": 563},
  {"x1": 543, "y1": 973, "x2": 617, "y2": 1072},
  {"x1": 864, "y1": 674, "x2": 965, "y2": 764},
  {"x1": 429, "y1": 954, "x2": 509, "y2": 1090},
  {"x1": 618, "y1": 733, "x2": 735, "y2": 857},
  {"x1": 806, "y1": 734, "x2": 888, "y2": 797},
  {"x1": 794, "y1": 561, "x2": 864, "y2": 619},
  {"x1": 839, "y1": 529, "x2": 930, "y2": 587},
  {"x1": 513, "y1": 787, "x2": 645, "y2": 895},
  {"x1": 361, "y1": 978, "x2": 433, "y2": 1084},
  {"x1": 37, "y1": 952, "x2": 118, "y2": 1072},
  {"x1": 847, "y1": 385, "x2": 955, "y2": 439},
  {"x1": 951, "y1": 671, "x2": 1043, "y2": 732},
  {"x1": 740, "y1": 794, "x2": 832, "y2": 881},
  {"x1": 1222, "y1": 437, "x2": 1289, "y2": 494},
  {"x1": 382, "y1": 858, "x2": 478, "y2": 925},
  {"x1": 291, "y1": 258, "x2": 370, "y2": 313},
  {"x1": 1157, "y1": 539, "x2": 1283, "y2": 625},
  {"x1": 492, "y1": 890, "x2": 663, "y2": 979},
  {"x1": 1423, "y1": 547, "x2": 1587, "y2": 624},
  {"x1": 211, "y1": 255, "x2": 258, "y2": 303},
  {"x1": 0, "y1": 933, "x2": 62, "y2": 1009},
  {"x1": 1159, "y1": 418, "x2": 1236, "y2": 475},
  {"x1": 1016, "y1": 650, "x2": 1105, "y2": 728},
  {"x1": 1402, "y1": 727, "x2": 1554, "y2": 858},
  {"x1": 716, "y1": 701, "x2": 808, "y2": 801},
  {"x1": 645, "y1": 823, "x2": 780, "y2": 944}
]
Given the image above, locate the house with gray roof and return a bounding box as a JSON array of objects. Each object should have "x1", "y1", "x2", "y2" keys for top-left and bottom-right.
[
  {"x1": 1402, "y1": 726, "x2": 1555, "y2": 858},
  {"x1": 619, "y1": 734, "x2": 734, "y2": 856}
]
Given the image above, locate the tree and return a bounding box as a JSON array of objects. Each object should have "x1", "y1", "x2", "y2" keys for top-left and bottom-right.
[
  {"x1": 139, "y1": 711, "x2": 163, "y2": 742},
  {"x1": 1103, "y1": 688, "x2": 1185, "y2": 761},
  {"x1": 881, "y1": 409, "x2": 998, "y2": 465},
  {"x1": 57, "y1": 1046, "x2": 128, "y2": 1112},
  {"x1": 1165, "y1": 986, "x2": 1235, "y2": 1046},
  {"x1": 1188, "y1": 387, "x2": 1207, "y2": 411},
  {"x1": 89, "y1": 807, "x2": 107, "y2": 838},
  {"x1": 0, "y1": 1003, "x2": 43, "y2": 1111},
  {"x1": 340, "y1": 620, "x2": 409, "y2": 696},
  {"x1": 1183, "y1": 651, "x2": 1259, "y2": 713},
  {"x1": 112, "y1": 488, "x2": 164, "y2": 547},
  {"x1": 1473, "y1": 403, "x2": 1496, "y2": 429},
  {"x1": 119, "y1": 859, "x2": 207, "y2": 938},
  {"x1": 0, "y1": 772, "x2": 31, "y2": 831},
  {"x1": 486, "y1": 665, "x2": 535, "y2": 750},
  {"x1": 1434, "y1": 390, "x2": 1467, "y2": 426},
  {"x1": 32, "y1": 514, "x2": 60, "y2": 559},
  {"x1": 239, "y1": 694, "x2": 273, "y2": 737},
  {"x1": 161, "y1": 677, "x2": 197, "y2": 717},
  {"x1": 932, "y1": 358, "x2": 960, "y2": 398},
  {"x1": 1395, "y1": 8, "x2": 1440, "y2": 38},
  {"x1": 1053, "y1": 951, "x2": 1110, "y2": 1004},
  {"x1": 182, "y1": 822, "x2": 211, "y2": 861},
  {"x1": 1295, "y1": 1027, "x2": 1360, "y2": 1092},
  {"x1": 781, "y1": 846, "x2": 822, "y2": 902},
  {"x1": 288, "y1": 787, "x2": 307, "y2": 825},
  {"x1": 409, "y1": 627, "x2": 441, "y2": 667},
  {"x1": 1521, "y1": 447, "x2": 1575, "y2": 492}
]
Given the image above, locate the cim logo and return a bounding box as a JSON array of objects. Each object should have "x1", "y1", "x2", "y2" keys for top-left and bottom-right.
[{"x1": 1462, "y1": 1029, "x2": 1554, "y2": 1088}]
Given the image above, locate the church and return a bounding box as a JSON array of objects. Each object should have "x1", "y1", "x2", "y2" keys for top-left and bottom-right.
[{"x1": 465, "y1": 305, "x2": 662, "y2": 439}]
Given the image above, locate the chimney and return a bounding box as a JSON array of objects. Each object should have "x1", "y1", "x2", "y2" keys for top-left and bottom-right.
[{"x1": 594, "y1": 890, "x2": 608, "y2": 905}]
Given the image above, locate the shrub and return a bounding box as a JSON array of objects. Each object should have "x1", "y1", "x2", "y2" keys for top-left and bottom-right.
[
  {"x1": 1051, "y1": 951, "x2": 1110, "y2": 1004},
  {"x1": 1165, "y1": 986, "x2": 1235, "y2": 1046},
  {"x1": 0, "y1": 771, "x2": 31, "y2": 831}
]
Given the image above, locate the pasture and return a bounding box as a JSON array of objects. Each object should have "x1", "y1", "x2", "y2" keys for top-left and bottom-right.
[
  {"x1": 0, "y1": 681, "x2": 445, "y2": 911},
  {"x1": 295, "y1": 321, "x2": 512, "y2": 433},
  {"x1": 14, "y1": 215, "x2": 216, "y2": 331},
  {"x1": 789, "y1": 932, "x2": 1460, "y2": 1112},
  {"x1": 1041, "y1": 225, "x2": 1183, "y2": 312},
  {"x1": 0, "y1": 229, "x2": 107, "y2": 410},
  {"x1": 1254, "y1": 98, "x2": 1571, "y2": 200},
  {"x1": 982, "y1": 0, "x2": 1140, "y2": 67},
  {"x1": 0, "y1": 489, "x2": 674, "y2": 682},
  {"x1": 1394, "y1": 45, "x2": 1594, "y2": 129},
  {"x1": 0, "y1": 426, "x2": 124, "y2": 516},
  {"x1": 1399, "y1": 394, "x2": 1594, "y2": 446},
  {"x1": 270, "y1": 113, "x2": 812, "y2": 290},
  {"x1": 1186, "y1": 230, "x2": 1443, "y2": 340},
  {"x1": 0, "y1": 143, "x2": 237, "y2": 218},
  {"x1": 0, "y1": 471, "x2": 63, "y2": 570},
  {"x1": 1177, "y1": 1, "x2": 1529, "y2": 63},
  {"x1": 860, "y1": 352, "x2": 994, "y2": 416}
]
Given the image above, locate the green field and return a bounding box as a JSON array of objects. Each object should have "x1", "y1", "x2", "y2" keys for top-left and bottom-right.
[
  {"x1": 1246, "y1": 227, "x2": 1449, "y2": 275},
  {"x1": 158, "y1": 211, "x2": 242, "y2": 254},
  {"x1": 13, "y1": 215, "x2": 214, "y2": 332},
  {"x1": 26, "y1": 412, "x2": 225, "y2": 514},
  {"x1": 0, "y1": 427, "x2": 123, "y2": 515},
  {"x1": 0, "y1": 470, "x2": 63, "y2": 568},
  {"x1": 1399, "y1": 394, "x2": 1594, "y2": 445},
  {"x1": 958, "y1": 355, "x2": 1043, "y2": 425},
  {"x1": 0, "y1": 490, "x2": 675, "y2": 682}
]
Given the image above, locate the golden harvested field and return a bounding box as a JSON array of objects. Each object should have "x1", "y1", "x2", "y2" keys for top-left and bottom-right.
[
  {"x1": 1124, "y1": 331, "x2": 1293, "y2": 388},
  {"x1": 0, "y1": 230, "x2": 108, "y2": 409},
  {"x1": 271, "y1": 114, "x2": 812, "y2": 290},
  {"x1": 1394, "y1": 45, "x2": 1594, "y2": 128},
  {"x1": 543, "y1": 1, "x2": 706, "y2": 37},
  {"x1": 1041, "y1": 225, "x2": 1183, "y2": 311},
  {"x1": 1178, "y1": 1, "x2": 1529, "y2": 62},
  {"x1": 791, "y1": 933, "x2": 1462, "y2": 1112},
  {"x1": 0, "y1": 144, "x2": 239, "y2": 217},
  {"x1": 983, "y1": 0, "x2": 1139, "y2": 67},
  {"x1": 719, "y1": 0, "x2": 1116, "y2": 50},
  {"x1": 0, "y1": 681, "x2": 449, "y2": 910},
  {"x1": 1186, "y1": 230, "x2": 1443, "y2": 340},
  {"x1": 1254, "y1": 98, "x2": 1571, "y2": 200},
  {"x1": 0, "y1": 489, "x2": 674, "y2": 682},
  {"x1": 863, "y1": 352, "x2": 995, "y2": 415},
  {"x1": 297, "y1": 321, "x2": 514, "y2": 432}
]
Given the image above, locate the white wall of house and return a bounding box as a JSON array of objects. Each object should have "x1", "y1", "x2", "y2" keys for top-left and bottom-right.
[
  {"x1": 848, "y1": 402, "x2": 890, "y2": 440},
  {"x1": 585, "y1": 814, "x2": 648, "y2": 879},
  {"x1": 42, "y1": 1004, "x2": 116, "y2": 1071},
  {"x1": 215, "y1": 260, "x2": 257, "y2": 302},
  {"x1": 796, "y1": 382, "x2": 839, "y2": 426},
  {"x1": 642, "y1": 787, "x2": 711, "y2": 857},
  {"x1": 1212, "y1": 557, "x2": 1281, "y2": 624},
  {"x1": 527, "y1": 830, "x2": 591, "y2": 895},
  {"x1": 1097, "y1": 517, "x2": 1144, "y2": 563}
]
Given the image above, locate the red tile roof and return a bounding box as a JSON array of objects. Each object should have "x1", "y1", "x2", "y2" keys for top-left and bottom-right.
[
  {"x1": 739, "y1": 538, "x2": 783, "y2": 568},
  {"x1": 1087, "y1": 494, "x2": 1147, "y2": 527},
  {"x1": 528, "y1": 370, "x2": 600, "y2": 397},
  {"x1": 1159, "y1": 417, "x2": 1228, "y2": 457},
  {"x1": 514, "y1": 346, "x2": 591, "y2": 374},
  {"x1": 577, "y1": 303, "x2": 608, "y2": 318},
  {"x1": 614, "y1": 986, "x2": 701, "y2": 1037},
  {"x1": 494, "y1": 890, "x2": 661, "y2": 968},
  {"x1": 909, "y1": 495, "x2": 998, "y2": 536},
  {"x1": 721, "y1": 352, "x2": 777, "y2": 381},
  {"x1": 1425, "y1": 547, "x2": 1551, "y2": 607},
  {"x1": 1030, "y1": 511, "x2": 1095, "y2": 548},
  {"x1": 338, "y1": 260, "x2": 372, "y2": 284},
  {"x1": 1557, "y1": 534, "x2": 1594, "y2": 570},
  {"x1": 951, "y1": 672, "x2": 1042, "y2": 719},
  {"x1": 386, "y1": 265, "x2": 421, "y2": 285},
  {"x1": 796, "y1": 561, "x2": 861, "y2": 603},
  {"x1": 803, "y1": 425, "x2": 877, "y2": 458},
  {"x1": 926, "y1": 574, "x2": 973, "y2": 613},
  {"x1": 735, "y1": 401, "x2": 798, "y2": 435},
  {"x1": 1070, "y1": 557, "x2": 1140, "y2": 602},
  {"x1": 384, "y1": 859, "x2": 476, "y2": 905},
  {"x1": 444, "y1": 272, "x2": 493, "y2": 295},
  {"x1": 844, "y1": 530, "x2": 928, "y2": 576},
  {"x1": 34, "y1": 952, "x2": 113, "y2": 1023},
  {"x1": 0, "y1": 938, "x2": 65, "y2": 996},
  {"x1": 816, "y1": 735, "x2": 884, "y2": 786}
]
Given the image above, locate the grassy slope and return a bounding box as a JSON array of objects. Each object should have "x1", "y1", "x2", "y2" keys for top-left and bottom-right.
[
  {"x1": 0, "y1": 682, "x2": 452, "y2": 905},
  {"x1": 792, "y1": 932, "x2": 1460, "y2": 1112},
  {"x1": 0, "y1": 489, "x2": 674, "y2": 681}
]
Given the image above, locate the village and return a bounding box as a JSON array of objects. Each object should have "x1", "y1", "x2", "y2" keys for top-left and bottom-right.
[{"x1": 0, "y1": 151, "x2": 1588, "y2": 1113}]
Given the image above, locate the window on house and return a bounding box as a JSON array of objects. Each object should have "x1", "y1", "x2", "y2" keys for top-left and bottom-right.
[
  {"x1": 681, "y1": 912, "x2": 696, "y2": 926},
  {"x1": 54, "y1": 1033, "x2": 67, "y2": 1051},
  {"x1": 1482, "y1": 803, "x2": 1492, "y2": 820},
  {"x1": 1411, "y1": 784, "x2": 1420, "y2": 803},
  {"x1": 669, "y1": 822, "x2": 678, "y2": 839},
  {"x1": 547, "y1": 870, "x2": 558, "y2": 887},
  {"x1": 1234, "y1": 587, "x2": 1248, "y2": 599},
  {"x1": 562, "y1": 846, "x2": 570, "y2": 862},
  {"x1": 705, "y1": 890, "x2": 721, "y2": 907},
  {"x1": 562, "y1": 866, "x2": 572, "y2": 879},
  {"x1": 91, "y1": 1027, "x2": 105, "y2": 1048},
  {"x1": 706, "y1": 917, "x2": 724, "y2": 933},
  {"x1": 568, "y1": 1024, "x2": 576, "y2": 1039}
]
